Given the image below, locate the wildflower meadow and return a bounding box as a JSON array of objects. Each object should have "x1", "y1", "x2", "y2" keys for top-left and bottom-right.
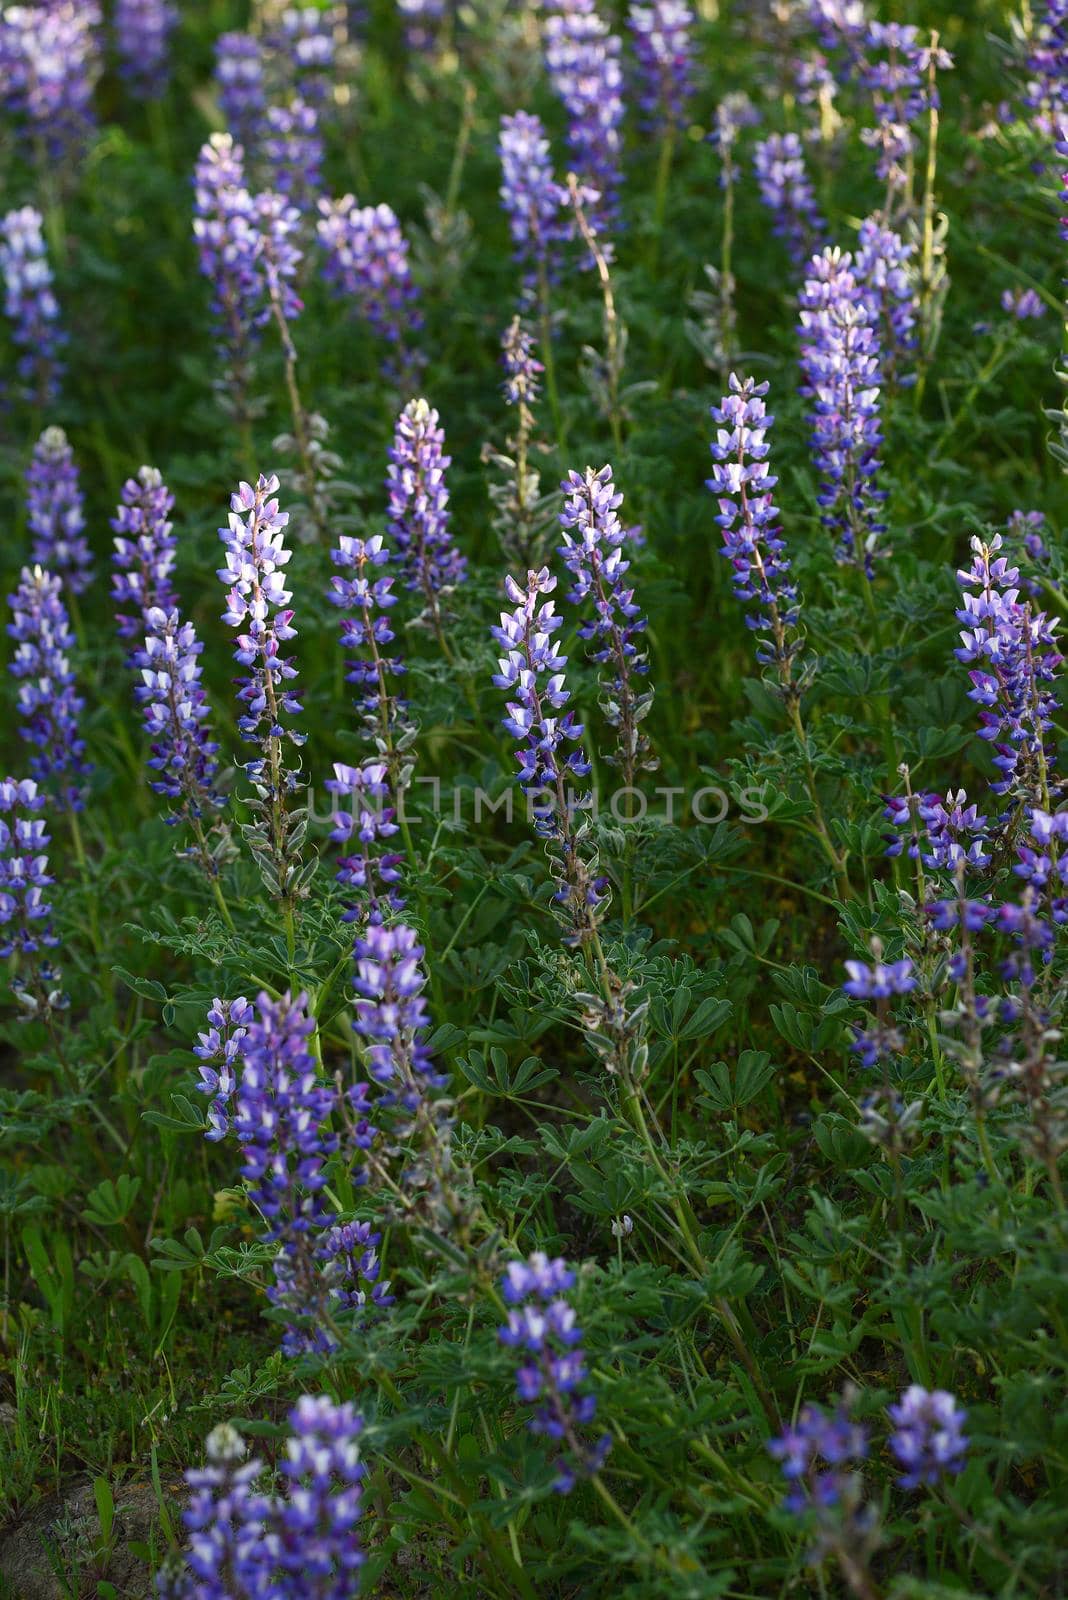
[{"x1": 1, "y1": 0, "x2": 1067, "y2": 1596}]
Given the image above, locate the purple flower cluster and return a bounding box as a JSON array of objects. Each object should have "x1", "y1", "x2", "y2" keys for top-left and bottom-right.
[
  {"x1": 798, "y1": 246, "x2": 885, "y2": 573},
  {"x1": 0, "y1": 1, "x2": 100, "y2": 161},
  {"x1": 264, "y1": 97, "x2": 324, "y2": 210},
  {"x1": 627, "y1": 0, "x2": 695, "y2": 133},
  {"x1": 26, "y1": 429, "x2": 91, "y2": 597},
  {"x1": 172, "y1": 1399, "x2": 365, "y2": 1600},
  {"x1": 1001, "y1": 286, "x2": 1046, "y2": 320},
  {"x1": 193, "y1": 135, "x2": 263, "y2": 388},
  {"x1": 499, "y1": 1253, "x2": 609, "y2": 1492},
  {"x1": 134, "y1": 607, "x2": 226, "y2": 851},
  {"x1": 955, "y1": 533, "x2": 1062, "y2": 811},
  {"x1": 397, "y1": 0, "x2": 447, "y2": 53},
  {"x1": 769, "y1": 1398, "x2": 869, "y2": 1514},
  {"x1": 114, "y1": 0, "x2": 178, "y2": 97},
  {"x1": 352, "y1": 922, "x2": 444, "y2": 1103},
  {"x1": 559, "y1": 464, "x2": 653, "y2": 782},
  {"x1": 195, "y1": 995, "x2": 252, "y2": 1142},
  {"x1": 386, "y1": 398, "x2": 465, "y2": 627},
  {"x1": 316, "y1": 195, "x2": 421, "y2": 371},
  {"x1": 498, "y1": 111, "x2": 566, "y2": 285},
  {"x1": 842, "y1": 953, "x2": 916, "y2": 1067},
  {"x1": 214, "y1": 31, "x2": 265, "y2": 147},
  {"x1": 855, "y1": 217, "x2": 917, "y2": 387},
  {"x1": 544, "y1": 0, "x2": 625, "y2": 241},
  {"x1": 0, "y1": 778, "x2": 57, "y2": 960},
  {"x1": 218, "y1": 474, "x2": 303, "y2": 775},
  {"x1": 1, "y1": 206, "x2": 64, "y2": 406},
  {"x1": 7, "y1": 566, "x2": 90, "y2": 811},
  {"x1": 753, "y1": 133, "x2": 826, "y2": 268},
  {"x1": 274, "y1": 5, "x2": 337, "y2": 105},
  {"x1": 707, "y1": 374, "x2": 801, "y2": 683},
  {"x1": 1024, "y1": 0, "x2": 1068, "y2": 143},
  {"x1": 111, "y1": 466, "x2": 178, "y2": 641},
  {"x1": 888, "y1": 1386, "x2": 968, "y2": 1489}
]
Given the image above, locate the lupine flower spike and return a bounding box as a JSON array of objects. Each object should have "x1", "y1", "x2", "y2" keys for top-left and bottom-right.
[
  {"x1": 114, "y1": 0, "x2": 178, "y2": 97},
  {"x1": 888, "y1": 1386, "x2": 968, "y2": 1488},
  {"x1": 0, "y1": 778, "x2": 64, "y2": 1018},
  {"x1": 559, "y1": 464, "x2": 655, "y2": 788},
  {"x1": 26, "y1": 429, "x2": 92, "y2": 596},
  {"x1": 8, "y1": 566, "x2": 91, "y2": 812},
  {"x1": 386, "y1": 399, "x2": 465, "y2": 639},
  {"x1": 483, "y1": 319, "x2": 555, "y2": 571},
  {"x1": 1, "y1": 206, "x2": 65, "y2": 406},
  {"x1": 544, "y1": 0, "x2": 625, "y2": 245},
  {"x1": 316, "y1": 195, "x2": 422, "y2": 381},
  {"x1": 218, "y1": 476, "x2": 308, "y2": 921}
]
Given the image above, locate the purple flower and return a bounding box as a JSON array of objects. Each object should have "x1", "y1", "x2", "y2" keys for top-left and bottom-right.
[
  {"x1": 559, "y1": 464, "x2": 654, "y2": 784},
  {"x1": 798, "y1": 246, "x2": 885, "y2": 574},
  {"x1": 316, "y1": 195, "x2": 421, "y2": 376},
  {"x1": 177, "y1": 1422, "x2": 271, "y2": 1600},
  {"x1": 114, "y1": 0, "x2": 178, "y2": 97},
  {"x1": 1022, "y1": 0, "x2": 1068, "y2": 143},
  {"x1": 0, "y1": 778, "x2": 58, "y2": 960},
  {"x1": 396, "y1": 0, "x2": 447, "y2": 52},
  {"x1": 0, "y1": 2, "x2": 100, "y2": 162},
  {"x1": 274, "y1": 5, "x2": 337, "y2": 105},
  {"x1": 325, "y1": 760, "x2": 405, "y2": 925},
  {"x1": 7, "y1": 566, "x2": 91, "y2": 811},
  {"x1": 111, "y1": 466, "x2": 178, "y2": 642},
  {"x1": 855, "y1": 217, "x2": 917, "y2": 387},
  {"x1": 214, "y1": 31, "x2": 265, "y2": 147},
  {"x1": 955, "y1": 533, "x2": 1061, "y2": 810},
  {"x1": 1, "y1": 206, "x2": 64, "y2": 406},
  {"x1": 887, "y1": 1385, "x2": 968, "y2": 1489},
  {"x1": 708, "y1": 374, "x2": 801, "y2": 682},
  {"x1": 386, "y1": 398, "x2": 465, "y2": 628},
  {"x1": 134, "y1": 607, "x2": 226, "y2": 861},
  {"x1": 194, "y1": 995, "x2": 253, "y2": 1142},
  {"x1": 544, "y1": 0, "x2": 625, "y2": 243},
  {"x1": 218, "y1": 474, "x2": 303, "y2": 764},
  {"x1": 274, "y1": 1398, "x2": 366, "y2": 1594},
  {"x1": 26, "y1": 429, "x2": 91, "y2": 597},
  {"x1": 627, "y1": 0, "x2": 695, "y2": 133},
  {"x1": 264, "y1": 97, "x2": 324, "y2": 211},
  {"x1": 498, "y1": 1252, "x2": 609, "y2": 1492},
  {"x1": 1001, "y1": 286, "x2": 1046, "y2": 320},
  {"x1": 193, "y1": 134, "x2": 262, "y2": 394},
  {"x1": 352, "y1": 922, "x2": 444, "y2": 1101},
  {"x1": 768, "y1": 1398, "x2": 869, "y2": 1520},
  {"x1": 842, "y1": 958, "x2": 916, "y2": 1000},
  {"x1": 498, "y1": 111, "x2": 567, "y2": 284},
  {"x1": 316, "y1": 1219, "x2": 393, "y2": 1316},
  {"x1": 753, "y1": 133, "x2": 826, "y2": 268}
]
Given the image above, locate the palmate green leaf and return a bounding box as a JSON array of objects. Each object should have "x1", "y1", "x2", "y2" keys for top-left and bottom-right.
[
  {"x1": 455, "y1": 1045, "x2": 560, "y2": 1098},
  {"x1": 82, "y1": 1174, "x2": 142, "y2": 1228}
]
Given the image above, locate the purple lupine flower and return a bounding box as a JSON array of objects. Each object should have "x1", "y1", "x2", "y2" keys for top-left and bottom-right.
[
  {"x1": 491, "y1": 569, "x2": 607, "y2": 941},
  {"x1": 842, "y1": 958, "x2": 916, "y2": 1000},
  {"x1": 194, "y1": 995, "x2": 253, "y2": 1141},
  {"x1": 352, "y1": 921, "x2": 444, "y2": 1100},
  {"x1": 316, "y1": 1219, "x2": 393, "y2": 1316},
  {"x1": 707, "y1": 374, "x2": 801, "y2": 684},
  {"x1": 498, "y1": 111, "x2": 567, "y2": 285},
  {"x1": 486, "y1": 319, "x2": 554, "y2": 570},
  {"x1": 559, "y1": 464, "x2": 654, "y2": 785},
  {"x1": 214, "y1": 31, "x2": 266, "y2": 147},
  {"x1": 7, "y1": 566, "x2": 90, "y2": 810},
  {"x1": 175, "y1": 1423, "x2": 271, "y2": 1600},
  {"x1": 274, "y1": 1397, "x2": 366, "y2": 1594},
  {"x1": 26, "y1": 429, "x2": 91, "y2": 597},
  {"x1": 326, "y1": 760, "x2": 405, "y2": 925},
  {"x1": 0, "y1": 1, "x2": 101, "y2": 162},
  {"x1": 955, "y1": 533, "x2": 1061, "y2": 810},
  {"x1": 274, "y1": 5, "x2": 337, "y2": 105},
  {"x1": 843, "y1": 953, "x2": 916, "y2": 1067},
  {"x1": 135, "y1": 607, "x2": 226, "y2": 856},
  {"x1": 397, "y1": 0, "x2": 447, "y2": 52},
  {"x1": 1024, "y1": 0, "x2": 1068, "y2": 144},
  {"x1": 386, "y1": 398, "x2": 465, "y2": 629},
  {"x1": 854, "y1": 23, "x2": 952, "y2": 204},
  {"x1": 193, "y1": 134, "x2": 263, "y2": 399},
  {"x1": 888, "y1": 1386, "x2": 968, "y2": 1489},
  {"x1": 218, "y1": 474, "x2": 303, "y2": 771},
  {"x1": 855, "y1": 217, "x2": 917, "y2": 387},
  {"x1": 768, "y1": 1397, "x2": 872, "y2": 1554},
  {"x1": 544, "y1": 0, "x2": 625, "y2": 242},
  {"x1": 1001, "y1": 286, "x2": 1046, "y2": 320},
  {"x1": 316, "y1": 195, "x2": 422, "y2": 376},
  {"x1": 627, "y1": 0, "x2": 695, "y2": 133},
  {"x1": 753, "y1": 133, "x2": 826, "y2": 268},
  {"x1": 111, "y1": 466, "x2": 178, "y2": 642},
  {"x1": 798, "y1": 246, "x2": 886, "y2": 574},
  {"x1": 0, "y1": 778, "x2": 58, "y2": 959},
  {"x1": 113, "y1": 0, "x2": 178, "y2": 97},
  {"x1": 1, "y1": 206, "x2": 64, "y2": 406},
  {"x1": 254, "y1": 188, "x2": 304, "y2": 330},
  {"x1": 498, "y1": 1252, "x2": 610, "y2": 1492},
  {"x1": 264, "y1": 97, "x2": 324, "y2": 211},
  {"x1": 502, "y1": 317, "x2": 543, "y2": 407}
]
